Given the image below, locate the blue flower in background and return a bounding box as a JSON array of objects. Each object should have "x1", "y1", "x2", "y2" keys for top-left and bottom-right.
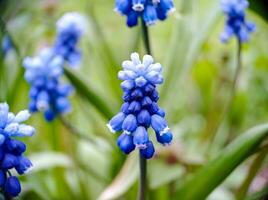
[
  {"x1": 220, "y1": 0, "x2": 255, "y2": 43},
  {"x1": 23, "y1": 48, "x2": 73, "y2": 121},
  {"x1": 0, "y1": 103, "x2": 35, "y2": 197},
  {"x1": 1, "y1": 35, "x2": 13, "y2": 57},
  {"x1": 54, "y1": 12, "x2": 86, "y2": 66},
  {"x1": 107, "y1": 53, "x2": 172, "y2": 159},
  {"x1": 115, "y1": 0, "x2": 176, "y2": 27}
]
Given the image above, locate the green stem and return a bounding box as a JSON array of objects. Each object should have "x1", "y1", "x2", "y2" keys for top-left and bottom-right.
[
  {"x1": 141, "y1": 20, "x2": 151, "y2": 55},
  {"x1": 137, "y1": 151, "x2": 147, "y2": 200},
  {"x1": 137, "y1": 20, "x2": 151, "y2": 200},
  {"x1": 209, "y1": 39, "x2": 242, "y2": 152}
]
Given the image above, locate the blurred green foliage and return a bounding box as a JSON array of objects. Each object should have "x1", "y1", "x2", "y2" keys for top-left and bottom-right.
[{"x1": 1, "y1": 0, "x2": 268, "y2": 199}]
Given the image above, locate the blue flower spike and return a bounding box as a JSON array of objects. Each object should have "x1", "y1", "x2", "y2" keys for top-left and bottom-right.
[
  {"x1": 220, "y1": 0, "x2": 255, "y2": 43},
  {"x1": 115, "y1": 0, "x2": 176, "y2": 27},
  {"x1": 23, "y1": 48, "x2": 73, "y2": 121},
  {"x1": 0, "y1": 103, "x2": 35, "y2": 197},
  {"x1": 1, "y1": 35, "x2": 13, "y2": 57},
  {"x1": 54, "y1": 12, "x2": 86, "y2": 66},
  {"x1": 107, "y1": 53, "x2": 172, "y2": 159}
]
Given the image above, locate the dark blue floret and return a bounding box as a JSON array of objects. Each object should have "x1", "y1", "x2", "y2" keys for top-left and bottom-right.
[
  {"x1": 4, "y1": 176, "x2": 21, "y2": 197},
  {"x1": 115, "y1": 0, "x2": 176, "y2": 27}
]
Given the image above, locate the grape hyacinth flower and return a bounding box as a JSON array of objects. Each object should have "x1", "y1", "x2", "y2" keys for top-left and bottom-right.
[
  {"x1": 115, "y1": 0, "x2": 176, "y2": 27},
  {"x1": 23, "y1": 48, "x2": 73, "y2": 121},
  {"x1": 107, "y1": 53, "x2": 172, "y2": 159},
  {"x1": 220, "y1": 0, "x2": 255, "y2": 43},
  {"x1": 1, "y1": 35, "x2": 13, "y2": 57},
  {"x1": 0, "y1": 103, "x2": 35, "y2": 197},
  {"x1": 54, "y1": 12, "x2": 86, "y2": 66}
]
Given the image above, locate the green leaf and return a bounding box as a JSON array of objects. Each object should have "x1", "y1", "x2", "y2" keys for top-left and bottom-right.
[
  {"x1": 174, "y1": 123, "x2": 268, "y2": 200},
  {"x1": 160, "y1": 0, "x2": 221, "y2": 113},
  {"x1": 97, "y1": 153, "x2": 138, "y2": 200},
  {"x1": 28, "y1": 152, "x2": 73, "y2": 173},
  {"x1": 249, "y1": 0, "x2": 268, "y2": 22},
  {"x1": 64, "y1": 66, "x2": 115, "y2": 119}
]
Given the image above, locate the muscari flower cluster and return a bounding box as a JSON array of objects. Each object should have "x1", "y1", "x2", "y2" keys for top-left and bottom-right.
[
  {"x1": 23, "y1": 12, "x2": 85, "y2": 121},
  {"x1": 107, "y1": 53, "x2": 172, "y2": 159},
  {"x1": 23, "y1": 48, "x2": 73, "y2": 121},
  {"x1": 0, "y1": 103, "x2": 35, "y2": 197},
  {"x1": 54, "y1": 12, "x2": 86, "y2": 66},
  {"x1": 1, "y1": 35, "x2": 12, "y2": 57},
  {"x1": 115, "y1": 0, "x2": 175, "y2": 27},
  {"x1": 220, "y1": 0, "x2": 255, "y2": 43}
]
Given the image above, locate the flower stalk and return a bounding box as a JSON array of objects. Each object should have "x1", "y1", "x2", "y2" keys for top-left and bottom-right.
[
  {"x1": 137, "y1": 20, "x2": 150, "y2": 200},
  {"x1": 210, "y1": 39, "x2": 242, "y2": 151}
]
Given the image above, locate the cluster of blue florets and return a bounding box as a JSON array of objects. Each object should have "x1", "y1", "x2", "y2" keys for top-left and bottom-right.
[
  {"x1": 0, "y1": 103, "x2": 35, "y2": 197},
  {"x1": 23, "y1": 12, "x2": 85, "y2": 121},
  {"x1": 23, "y1": 48, "x2": 73, "y2": 121},
  {"x1": 220, "y1": 0, "x2": 255, "y2": 43},
  {"x1": 115, "y1": 0, "x2": 175, "y2": 27},
  {"x1": 54, "y1": 12, "x2": 86, "y2": 66},
  {"x1": 1, "y1": 35, "x2": 13, "y2": 57},
  {"x1": 107, "y1": 53, "x2": 172, "y2": 159}
]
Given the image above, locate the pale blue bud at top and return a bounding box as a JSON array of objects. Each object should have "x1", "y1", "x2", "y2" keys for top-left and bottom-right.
[
  {"x1": 121, "y1": 80, "x2": 135, "y2": 91},
  {"x1": 16, "y1": 125, "x2": 35, "y2": 137},
  {"x1": 0, "y1": 103, "x2": 9, "y2": 128},
  {"x1": 4, "y1": 123, "x2": 19, "y2": 136},
  {"x1": 13, "y1": 110, "x2": 31, "y2": 123}
]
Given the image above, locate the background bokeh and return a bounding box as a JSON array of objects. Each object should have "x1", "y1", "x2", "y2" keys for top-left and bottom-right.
[{"x1": 1, "y1": 0, "x2": 268, "y2": 199}]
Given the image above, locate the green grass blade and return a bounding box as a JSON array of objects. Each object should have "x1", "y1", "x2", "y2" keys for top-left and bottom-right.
[
  {"x1": 174, "y1": 123, "x2": 268, "y2": 200},
  {"x1": 97, "y1": 153, "x2": 138, "y2": 200},
  {"x1": 64, "y1": 66, "x2": 115, "y2": 119}
]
